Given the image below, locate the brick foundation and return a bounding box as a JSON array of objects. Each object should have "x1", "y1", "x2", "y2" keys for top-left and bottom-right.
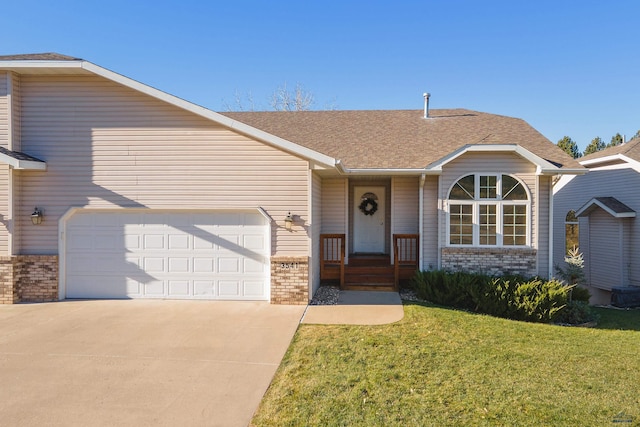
[
  {"x1": 270, "y1": 256, "x2": 309, "y2": 305},
  {"x1": 0, "y1": 255, "x2": 59, "y2": 304},
  {"x1": 441, "y1": 247, "x2": 537, "y2": 278}
]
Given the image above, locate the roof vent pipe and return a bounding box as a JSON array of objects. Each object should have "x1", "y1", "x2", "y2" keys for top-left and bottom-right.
[{"x1": 423, "y1": 92, "x2": 431, "y2": 118}]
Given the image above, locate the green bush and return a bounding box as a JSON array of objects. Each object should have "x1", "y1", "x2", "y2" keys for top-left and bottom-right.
[
  {"x1": 554, "y1": 301, "x2": 599, "y2": 325},
  {"x1": 570, "y1": 285, "x2": 591, "y2": 303},
  {"x1": 410, "y1": 270, "x2": 581, "y2": 324}
]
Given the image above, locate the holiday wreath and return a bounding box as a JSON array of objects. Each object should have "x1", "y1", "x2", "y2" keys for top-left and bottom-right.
[{"x1": 358, "y1": 197, "x2": 378, "y2": 216}]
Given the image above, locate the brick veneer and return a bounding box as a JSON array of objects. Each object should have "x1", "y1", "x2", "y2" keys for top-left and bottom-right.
[
  {"x1": 442, "y1": 247, "x2": 537, "y2": 278},
  {"x1": 0, "y1": 255, "x2": 59, "y2": 304},
  {"x1": 270, "y1": 256, "x2": 309, "y2": 305}
]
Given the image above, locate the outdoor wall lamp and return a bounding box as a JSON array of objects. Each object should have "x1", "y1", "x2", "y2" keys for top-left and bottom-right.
[
  {"x1": 31, "y1": 207, "x2": 43, "y2": 225},
  {"x1": 284, "y1": 212, "x2": 293, "y2": 231}
]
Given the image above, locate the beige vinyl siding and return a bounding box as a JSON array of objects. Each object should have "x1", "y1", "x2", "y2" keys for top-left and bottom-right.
[
  {"x1": 439, "y1": 151, "x2": 539, "y2": 269},
  {"x1": 392, "y1": 176, "x2": 419, "y2": 234},
  {"x1": 422, "y1": 175, "x2": 439, "y2": 270},
  {"x1": 321, "y1": 178, "x2": 347, "y2": 234},
  {"x1": 17, "y1": 75, "x2": 310, "y2": 255},
  {"x1": 536, "y1": 175, "x2": 551, "y2": 277},
  {"x1": 0, "y1": 72, "x2": 9, "y2": 255},
  {"x1": 310, "y1": 172, "x2": 322, "y2": 294}
]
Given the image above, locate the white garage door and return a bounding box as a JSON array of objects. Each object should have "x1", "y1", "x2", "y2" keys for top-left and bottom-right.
[{"x1": 64, "y1": 210, "x2": 270, "y2": 300}]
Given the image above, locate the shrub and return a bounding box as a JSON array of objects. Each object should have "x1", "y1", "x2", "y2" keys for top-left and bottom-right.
[
  {"x1": 410, "y1": 270, "x2": 576, "y2": 324},
  {"x1": 554, "y1": 300, "x2": 600, "y2": 325}
]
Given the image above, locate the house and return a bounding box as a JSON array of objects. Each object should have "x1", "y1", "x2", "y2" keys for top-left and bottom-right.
[
  {"x1": 553, "y1": 138, "x2": 640, "y2": 305},
  {"x1": 0, "y1": 53, "x2": 584, "y2": 305}
]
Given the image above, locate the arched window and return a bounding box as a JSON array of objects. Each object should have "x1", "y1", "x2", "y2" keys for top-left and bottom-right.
[
  {"x1": 565, "y1": 210, "x2": 579, "y2": 254},
  {"x1": 448, "y1": 174, "x2": 530, "y2": 246}
]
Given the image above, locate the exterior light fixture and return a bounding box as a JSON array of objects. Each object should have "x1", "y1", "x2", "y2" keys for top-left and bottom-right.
[
  {"x1": 284, "y1": 212, "x2": 293, "y2": 231},
  {"x1": 31, "y1": 207, "x2": 43, "y2": 225}
]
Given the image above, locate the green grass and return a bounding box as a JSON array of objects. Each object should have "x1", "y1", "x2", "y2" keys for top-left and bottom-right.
[{"x1": 252, "y1": 303, "x2": 640, "y2": 426}]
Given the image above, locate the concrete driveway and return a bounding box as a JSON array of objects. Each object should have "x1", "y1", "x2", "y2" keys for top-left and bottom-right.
[{"x1": 0, "y1": 300, "x2": 305, "y2": 427}]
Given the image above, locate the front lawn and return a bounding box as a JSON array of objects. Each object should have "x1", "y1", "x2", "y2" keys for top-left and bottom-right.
[{"x1": 252, "y1": 303, "x2": 640, "y2": 426}]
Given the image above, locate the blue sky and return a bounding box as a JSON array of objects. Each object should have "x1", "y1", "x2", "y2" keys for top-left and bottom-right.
[{"x1": 3, "y1": 0, "x2": 639, "y2": 152}]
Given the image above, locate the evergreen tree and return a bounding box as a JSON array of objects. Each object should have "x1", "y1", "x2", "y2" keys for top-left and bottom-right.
[
  {"x1": 584, "y1": 136, "x2": 605, "y2": 156},
  {"x1": 607, "y1": 132, "x2": 624, "y2": 148},
  {"x1": 556, "y1": 136, "x2": 581, "y2": 159}
]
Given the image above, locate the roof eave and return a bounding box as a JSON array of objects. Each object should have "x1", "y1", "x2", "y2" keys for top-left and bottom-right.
[
  {"x1": 0, "y1": 58, "x2": 337, "y2": 169},
  {"x1": 427, "y1": 144, "x2": 585, "y2": 176},
  {"x1": 335, "y1": 160, "x2": 438, "y2": 176},
  {"x1": 0, "y1": 154, "x2": 47, "y2": 170}
]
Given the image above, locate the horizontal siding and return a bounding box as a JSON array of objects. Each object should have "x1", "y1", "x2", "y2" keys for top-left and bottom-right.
[
  {"x1": 537, "y1": 176, "x2": 551, "y2": 277},
  {"x1": 311, "y1": 173, "x2": 322, "y2": 295},
  {"x1": 0, "y1": 73, "x2": 9, "y2": 255},
  {"x1": 392, "y1": 176, "x2": 419, "y2": 234},
  {"x1": 321, "y1": 178, "x2": 346, "y2": 233},
  {"x1": 588, "y1": 209, "x2": 622, "y2": 289},
  {"x1": 554, "y1": 166, "x2": 640, "y2": 287},
  {"x1": 18, "y1": 75, "x2": 310, "y2": 255},
  {"x1": 439, "y1": 152, "x2": 541, "y2": 274},
  {"x1": 422, "y1": 176, "x2": 438, "y2": 270}
]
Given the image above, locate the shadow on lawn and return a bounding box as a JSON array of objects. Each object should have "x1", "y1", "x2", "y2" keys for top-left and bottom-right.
[{"x1": 593, "y1": 307, "x2": 640, "y2": 331}]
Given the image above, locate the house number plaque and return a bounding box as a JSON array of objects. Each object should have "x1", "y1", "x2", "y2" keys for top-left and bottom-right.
[{"x1": 279, "y1": 262, "x2": 300, "y2": 270}]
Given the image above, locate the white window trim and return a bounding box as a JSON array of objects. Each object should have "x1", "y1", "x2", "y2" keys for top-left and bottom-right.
[{"x1": 446, "y1": 173, "x2": 532, "y2": 248}]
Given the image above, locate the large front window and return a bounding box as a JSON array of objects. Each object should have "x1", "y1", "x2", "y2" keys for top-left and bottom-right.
[{"x1": 448, "y1": 174, "x2": 530, "y2": 246}]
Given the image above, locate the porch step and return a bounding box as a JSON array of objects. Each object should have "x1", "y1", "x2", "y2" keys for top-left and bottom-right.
[
  {"x1": 348, "y1": 255, "x2": 390, "y2": 267},
  {"x1": 344, "y1": 261, "x2": 395, "y2": 289}
]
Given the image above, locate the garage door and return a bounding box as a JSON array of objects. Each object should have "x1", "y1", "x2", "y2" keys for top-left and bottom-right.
[{"x1": 64, "y1": 210, "x2": 270, "y2": 300}]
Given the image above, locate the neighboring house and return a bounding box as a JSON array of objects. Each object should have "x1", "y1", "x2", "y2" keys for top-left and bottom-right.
[
  {"x1": 554, "y1": 138, "x2": 640, "y2": 304},
  {"x1": 0, "y1": 53, "x2": 583, "y2": 305}
]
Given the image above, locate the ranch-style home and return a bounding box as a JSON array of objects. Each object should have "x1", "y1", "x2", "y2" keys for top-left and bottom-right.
[
  {"x1": 0, "y1": 53, "x2": 584, "y2": 305},
  {"x1": 553, "y1": 137, "x2": 640, "y2": 306}
]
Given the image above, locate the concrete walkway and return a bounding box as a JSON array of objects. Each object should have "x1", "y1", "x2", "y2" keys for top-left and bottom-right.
[{"x1": 301, "y1": 291, "x2": 404, "y2": 325}]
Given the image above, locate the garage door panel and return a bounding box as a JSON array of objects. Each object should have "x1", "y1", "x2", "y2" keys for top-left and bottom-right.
[
  {"x1": 65, "y1": 211, "x2": 270, "y2": 300},
  {"x1": 168, "y1": 257, "x2": 190, "y2": 273},
  {"x1": 193, "y1": 258, "x2": 215, "y2": 273}
]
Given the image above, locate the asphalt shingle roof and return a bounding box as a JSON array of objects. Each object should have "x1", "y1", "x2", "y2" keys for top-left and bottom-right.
[
  {"x1": 0, "y1": 53, "x2": 81, "y2": 61},
  {"x1": 223, "y1": 109, "x2": 582, "y2": 170},
  {"x1": 581, "y1": 137, "x2": 640, "y2": 163}
]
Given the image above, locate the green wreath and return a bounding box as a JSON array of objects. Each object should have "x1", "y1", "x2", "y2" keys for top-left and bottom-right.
[{"x1": 359, "y1": 197, "x2": 378, "y2": 216}]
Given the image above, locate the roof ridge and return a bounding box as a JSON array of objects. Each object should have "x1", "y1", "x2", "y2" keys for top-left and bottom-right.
[{"x1": 0, "y1": 53, "x2": 82, "y2": 61}]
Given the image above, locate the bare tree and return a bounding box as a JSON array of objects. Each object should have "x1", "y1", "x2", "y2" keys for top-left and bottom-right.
[
  {"x1": 222, "y1": 90, "x2": 256, "y2": 112},
  {"x1": 269, "y1": 82, "x2": 314, "y2": 111}
]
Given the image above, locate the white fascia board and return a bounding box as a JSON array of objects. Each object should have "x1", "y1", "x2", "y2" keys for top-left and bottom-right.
[
  {"x1": 335, "y1": 160, "x2": 436, "y2": 176},
  {"x1": 81, "y1": 62, "x2": 337, "y2": 169},
  {"x1": 426, "y1": 144, "x2": 586, "y2": 176},
  {"x1": 580, "y1": 154, "x2": 640, "y2": 173},
  {"x1": 576, "y1": 199, "x2": 636, "y2": 218},
  {"x1": 0, "y1": 153, "x2": 47, "y2": 170},
  {"x1": 0, "y1": 60, "x2": 84, "y2": 70}
]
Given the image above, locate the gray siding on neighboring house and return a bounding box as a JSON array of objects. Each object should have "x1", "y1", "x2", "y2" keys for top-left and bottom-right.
[
  {"x1": 16, "y1": 74, "x2": 311, "y2": 256},
  {"x1": 587, "y1": 209, "x2": 623, "y2": 289},
  {"x1": 553, "y1": 166, "x2": 640, "y2": 287}
]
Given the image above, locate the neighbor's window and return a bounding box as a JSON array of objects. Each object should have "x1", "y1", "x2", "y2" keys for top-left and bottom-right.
[
  {"x1": 448, "y1": 174, "x2": 529, "y2": 246},
  {"x1": 565, "y1": 210, "x2": 579, "y2": 254}
]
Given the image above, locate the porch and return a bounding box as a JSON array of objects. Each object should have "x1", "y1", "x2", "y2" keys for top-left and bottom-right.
[{"x1": 320, "y1": 234, "x2": 419, "y2": 291}]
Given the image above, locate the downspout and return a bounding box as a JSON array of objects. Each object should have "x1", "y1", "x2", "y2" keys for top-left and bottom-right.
[{"x1": 419, "y1": 173, "x2": 426, "y2": 270}]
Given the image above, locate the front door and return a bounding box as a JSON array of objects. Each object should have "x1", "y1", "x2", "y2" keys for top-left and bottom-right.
[{"x1": 353, "y1": 186, "x2": 385, "y2": 253}]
